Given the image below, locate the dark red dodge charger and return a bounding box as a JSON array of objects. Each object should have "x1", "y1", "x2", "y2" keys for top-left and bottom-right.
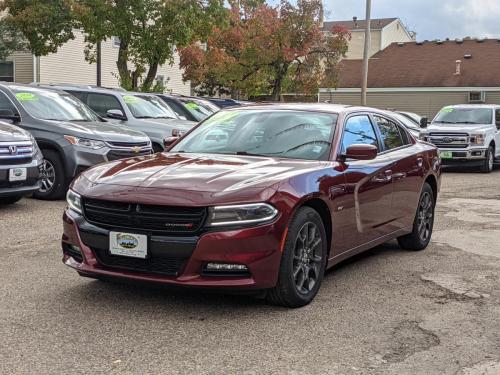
[{"x1": 62, "y1": 104, "x2": 441, "y2": 307}]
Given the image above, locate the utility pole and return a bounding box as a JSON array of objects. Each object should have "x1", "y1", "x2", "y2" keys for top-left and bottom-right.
[{"x1": 361, "y1": 0, "x2": 371, "y2": 106}]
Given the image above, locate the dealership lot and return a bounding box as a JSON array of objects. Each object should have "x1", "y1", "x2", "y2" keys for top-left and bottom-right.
[{"x1": 1, "y1": 170, "x2": 499, "y2": 374}]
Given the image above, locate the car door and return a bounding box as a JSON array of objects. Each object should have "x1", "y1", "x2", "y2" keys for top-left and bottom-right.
[
  {"x1": 373, "y1": 115, "x2": 422, "y2": 230},
  {"x1": 336, "y1": 114, "x2": 395, "y2": 250},
  {"x1": 495, "y1": 109, "x2": 500, "y2": 158}
]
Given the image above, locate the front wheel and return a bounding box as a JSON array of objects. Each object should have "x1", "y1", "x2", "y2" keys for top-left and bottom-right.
[
  {"x1": 480, "y1": 145, "x2": 494, "y2": 173},
  {"x1": 397, "y1": 182, "x2": 435, "y2": 251},
  {"x1": 33, "y1": 149, "x2": 67, "y2": 200},
  {"x1": 266, "y1": 207, "x2": 328, "y2": 308}
]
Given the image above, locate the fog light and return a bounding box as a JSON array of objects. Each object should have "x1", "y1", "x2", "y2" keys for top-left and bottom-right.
[
  {"x1": 206, "y1": 263, "x2": 248, "y2": 271},
  {"x1": 69, "y1": 245, "x2": 81, "y2": 253}
]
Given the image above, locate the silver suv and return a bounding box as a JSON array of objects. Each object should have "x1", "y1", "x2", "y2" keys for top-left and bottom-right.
[{"x1": 420, "y1": 104, "x2": 500, "y2": 173}]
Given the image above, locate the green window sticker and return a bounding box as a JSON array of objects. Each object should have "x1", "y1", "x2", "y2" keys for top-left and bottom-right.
[
  {"x1": 442, "y1": 107, "x2": 454, "y2": 113},
  {"x1": 185, "y1": 102, "x2": 200, "y2": 110},
  {"x1": 123, "y1": 95, "x2": 139, "y2": 104},
  {"x1": 16, "y1": 92, "x2": 38, "y2": 101}
]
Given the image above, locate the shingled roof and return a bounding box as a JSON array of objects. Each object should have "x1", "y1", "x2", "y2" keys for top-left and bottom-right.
[
  {"x1": 335, "y1": 39, "x2": 500, "y2": 88},
  {"x1": 322, "y1": 18, "x2": 397, "y2": 32}
]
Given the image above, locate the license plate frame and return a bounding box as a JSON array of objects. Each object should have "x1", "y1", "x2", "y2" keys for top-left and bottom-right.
[
  {"x1": 9, "y1": 167, "x2": 27, "y2": 182},
  {"x1": 439, "y1": 151, "x2": 453, "y2": 159},
  {"x1": 109, "y1": 231, "x2": 148, "y2": 259}
]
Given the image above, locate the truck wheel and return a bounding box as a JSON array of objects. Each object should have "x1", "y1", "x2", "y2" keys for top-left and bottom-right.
[
  {"x1": 398, "y1": 183, "x2": 435, "y2": 251},
  {"x1": 480, "y1": 145, "x2": 494, "y2": 173},
  {"x1": 266, "y1": 207, "x2": 328, "y2": 308},
  {"x1": 33, "y1": 149, "x2": 67, "y2": 200},
  {"x1": 0, "y1": 196, "x2": 22, "y2": 205}
]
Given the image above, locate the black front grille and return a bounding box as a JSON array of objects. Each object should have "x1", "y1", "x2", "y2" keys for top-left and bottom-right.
[
  {"x1": 106, "y1": 149, "x2": 151, "y2": 161},
  {"x1": 92, "y1": 247, "x2": 186, "y2": 276},
  {"x1": 83, "y1": 198, "x2": 208, "y2": 235},
  {"x1": 107, "y1": 141, "x2": 150, "y2": 148}
]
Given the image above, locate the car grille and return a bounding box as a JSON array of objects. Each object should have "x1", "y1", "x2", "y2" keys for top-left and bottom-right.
[
  {"x1": 428, "y1": 133, "x2": 469, "y2": 149},
  {"x1": 107, "y1": 141, "x2": 150, "y2": 148},
  {"x1": 0, "y1": 141, "x2": 33, "y2": 165},
  {"x1": 82, "y1": 198, "x2": 208, "y2": 235},
  {"x1": 92, "y1": 247, "x2": 187, "y2": 276},
  {"x1": 106, "y1": 149, "x2": 151, "y2": 161}
]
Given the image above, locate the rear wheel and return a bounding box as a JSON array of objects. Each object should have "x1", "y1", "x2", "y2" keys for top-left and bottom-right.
[
  {"x1": 266, "y1": 207, "x2": 328, "y2": 308},
  {"x1": 33, "y1": 149, "x2": 67, "y2": 200},
  {"x1": 480, "y1": 145, "x2": 494, "y2": 173},
  {"x1": 397, "y1": 183, "x2": 435, "y2": 251},
  {"x1": 0, "y1": 196, "x2": 22, "y2": 205}
]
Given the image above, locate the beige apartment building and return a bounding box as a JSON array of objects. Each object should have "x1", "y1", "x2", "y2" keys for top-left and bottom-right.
[
  {"x1": 322, "y1": 17, "x2": 415, "y2": 59},
  {"x1": 319, "y1": 38, "x2": 500, "y2": 118},
  {"x1": 2, "y1": 30, "x2": 190, "y2": 95}
]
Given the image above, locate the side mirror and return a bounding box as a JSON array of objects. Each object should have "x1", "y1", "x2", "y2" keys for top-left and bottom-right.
[
  {"x1": 420, "y1": 117, "x2": 429, "y2": 128},
  {"x1": 163, "y1": 136, "x2": 179, "y2": 149},
  {"x1": 344, "y1": 144, "x2": 378, "y2": 161},
  {"x1": 0, "y1": 109, "x2": 20, "y2": 123},
  {"x1": 106, "y1": 109, "x2": 126, "y2": 121}
]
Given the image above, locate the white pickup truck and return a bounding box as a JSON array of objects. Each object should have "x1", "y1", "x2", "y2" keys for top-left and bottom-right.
[{"x1": 420, "y1": 104, "x2": 500, "y2": 173}]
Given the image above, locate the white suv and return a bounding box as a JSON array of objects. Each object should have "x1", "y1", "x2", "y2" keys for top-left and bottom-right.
[{"x1": 420, "y1": 104, "x2": 500, "y2": 173}]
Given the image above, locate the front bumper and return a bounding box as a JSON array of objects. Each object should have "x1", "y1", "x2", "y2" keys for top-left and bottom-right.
[
  {"x1": 0, "y1": 160, "x2": 42, "y2": 197},
  {"x1": 62, "y1": 210, "x2": 284, "y2": 290},
  {"x1": 438, "y1": 147, "x2": 487, "y2": 166}
]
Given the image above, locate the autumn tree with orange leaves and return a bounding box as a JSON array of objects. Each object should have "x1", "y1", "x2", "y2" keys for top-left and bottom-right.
[{"x1": 180, "y1": 0, "x2": 350, "y2": 100}]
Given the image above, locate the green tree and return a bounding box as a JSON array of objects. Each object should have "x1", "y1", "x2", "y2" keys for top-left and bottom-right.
[
  {"x1": 0, "y1": 19, "x2": 28, "y2": 61},
  {"x1": 74, "y1": 0, "x2": 226, "y2": 91},
  {"x1": 180, "y1": 0, "x2": 350, "y2": 100},
  {"x1": 0, "y1": 0, "x2": 75, "y2": 57}
]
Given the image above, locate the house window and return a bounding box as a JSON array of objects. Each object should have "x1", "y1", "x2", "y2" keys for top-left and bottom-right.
[
  {"x1": 0, "y1": 61, "x2": 14, "y2": 82},
  {"x1": 469, "y1": 91, "x2": 486, "y2": 103},
  {"x1": 112, "y1": 36, "x2": 121, "y2": 48}
]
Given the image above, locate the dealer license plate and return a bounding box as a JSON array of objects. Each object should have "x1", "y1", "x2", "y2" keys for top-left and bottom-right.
[
  {"x1": 109, "y1": 231, "x2": 148, "y2": 259},
  {"x1": 439, "y1": 151, "x2": 453, "y2": 159},
  {"x1": 9, "y1": 168, "x2": 27, "y2": 182}
]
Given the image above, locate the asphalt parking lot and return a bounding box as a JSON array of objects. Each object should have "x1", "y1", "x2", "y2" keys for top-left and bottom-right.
[{"x1": 1, "y1": 169, "x2": 500, "y2": 375}]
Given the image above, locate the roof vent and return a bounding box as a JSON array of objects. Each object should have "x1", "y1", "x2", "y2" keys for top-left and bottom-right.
[
  {"x1": 436, "y1": 40, "x2": 443, "y2": 44},
  {"x1": 415, "y1": 41, "x2": 423, "y2": 45},
  {"x1": 455, "y1": 38, "x2": 463, "y2": 44},
  {"x1": 477, "y1": 38, "x2": 485, "y2": 43},
  {"x1": 353, "y1": 16, "x2": 358, "y2": 27},
  {"x1": 455, "y1": 60, "x2": 462, "y2": 76},
  {"x1": 464, "y1": 54, "x2": 472, "y2": 59},
  {"x1": 397, "y1": 42, "x2": 405, "y2": 47}
]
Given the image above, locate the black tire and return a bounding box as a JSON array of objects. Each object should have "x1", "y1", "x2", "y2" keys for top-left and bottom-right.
[
  {"x1": 397, "y1": 183, "x2": 435, "y2": 251},
  {"x1": 33, "y1": 149, "x2": 67, "y2": 200},
  {"x1": 480, "y1": 145, "x2": 494, "y2": 173},
  {"x1": 0, "y1": 196, "x2": 22, "y2": 205},
  {"x1": 266, "y1": 207, "x2": 328, "y2": 308}
]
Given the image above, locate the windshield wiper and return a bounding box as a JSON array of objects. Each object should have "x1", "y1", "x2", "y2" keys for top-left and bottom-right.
[
  {"x1": 235, "y1": 151, "x2": 269, "y2": 157},
  {"x1": 434, "y1": 121, "x2": 455, "y2": 124},
  {"x1": 454, "y1": 121, "x2": 482, "y2": 124}
]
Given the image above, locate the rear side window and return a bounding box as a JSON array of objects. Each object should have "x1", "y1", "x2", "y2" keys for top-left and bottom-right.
[
  {"x1": 65, "y1": 90, "x2": 87, "y2": 103},
  {"x1": 374, "y1": 116, "x2": 404, "y2": 150},
  {"x1": 87, "y1": 93, "x2": 123, "y2": 117},
  {"x1": 341, "y1": 115, "x2": 378, "y2": 153}
]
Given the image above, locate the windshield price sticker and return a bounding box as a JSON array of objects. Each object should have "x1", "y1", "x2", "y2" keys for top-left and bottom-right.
[
  {"x1": 185, "y1": 102, "x2": 200, "y2": 110},
  {"x1": 15, "y1": 92, "x2": 38, "y2": 101},
  {"x1": 442, "y1": 107, "x2": 454, "y2": 113},
  {"x1": 123, "y1": 95, "x2": 139, "y2": 104}
]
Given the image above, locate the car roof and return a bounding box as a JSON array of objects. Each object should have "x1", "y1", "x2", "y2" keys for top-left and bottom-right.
[
  {"x1": 443, "y1": 104, "x2": 500, "y2": 109},
  {"x1": 0, "y1": 82, "x2": 68, "y2": 94},
  {"x1": 218, "y1": 102, "x2": 388, "y2": 115}
]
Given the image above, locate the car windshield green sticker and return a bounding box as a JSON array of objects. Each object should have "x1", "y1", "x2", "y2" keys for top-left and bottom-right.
[
  {"x1": 185, "y1": 102, "x2": 200, "y2": 110},
  {"x1": 442, "y1": 107, "x2": 454, "y2": 113},
  {"x1": 15, "y1": 92, "x2": 38, "y2": 101},
  {"x1": 123, "y1": 95, "x2": 139, "y2": 104}
]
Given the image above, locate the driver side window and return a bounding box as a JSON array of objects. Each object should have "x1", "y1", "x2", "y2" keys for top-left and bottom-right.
[
  {"x1": 341, "y1": 115, "x2": 378, "y2": 153},
  {"x1": 0, "y1": 91, "x2": 17, "y2": 113}
]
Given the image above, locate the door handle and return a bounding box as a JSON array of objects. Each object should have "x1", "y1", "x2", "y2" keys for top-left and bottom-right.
[
  {"x1": 373, "y1": 170, "x2": 392, "y2": 183},
  {"x1": 416, "y1": 157, "x2": 423, "y2": 168}
]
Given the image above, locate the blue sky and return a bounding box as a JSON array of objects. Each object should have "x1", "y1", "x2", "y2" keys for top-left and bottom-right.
[{"x1": 324, "y1": 0, "x2": 500, "y2": 40}]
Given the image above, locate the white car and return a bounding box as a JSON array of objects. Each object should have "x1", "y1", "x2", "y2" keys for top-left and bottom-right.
[{"x1": 420, "y1": 104, "x2": 500, "y2": 173}]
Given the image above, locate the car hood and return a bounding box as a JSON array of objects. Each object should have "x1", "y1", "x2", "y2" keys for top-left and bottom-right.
[
  {"x1": 0, "y1": 121, "x2": 31, "y2": 142},
  {"x1": 80, "y1": 152, "x2": 330, "y2": 194},
  {"x1": 49, "y1": 120, "x2": 150, "y2": 142},
  {"x1": 427, "y1": 123, "x2": 492, "y2": 133}
]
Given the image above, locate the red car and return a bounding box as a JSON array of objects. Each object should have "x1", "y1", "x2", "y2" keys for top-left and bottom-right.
[{"x1": 62, "y1": 104, "x2": 441, "y2": 307}]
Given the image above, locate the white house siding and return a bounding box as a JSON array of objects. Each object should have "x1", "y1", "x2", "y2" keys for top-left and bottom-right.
[
  {"x1": 8, "y1": 51, "x2": 33, "y2": 83},
  {"x1": 38, "y1": 30, "x2": 190, "y2": 94},
  {"x1": 318, "y1": 90, "x2": 500, "y2": 118},
  {"x1": 344, "y1": 30, "x2": 382, "y2": 59},
  {"x1": 380, "y1": 20, "x2": 414, "y2": 50}
]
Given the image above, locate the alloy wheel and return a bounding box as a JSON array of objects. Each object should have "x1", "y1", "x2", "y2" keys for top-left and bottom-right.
[
  {"x1": 39, "y1": 159, "x2": 56, "y2": 193},
  {"x1": 292, "y1": 222, "x2": 323, "y2": 295},
  {"x1": 417, "y1": 191, "x2": 433, "y2": 242}
]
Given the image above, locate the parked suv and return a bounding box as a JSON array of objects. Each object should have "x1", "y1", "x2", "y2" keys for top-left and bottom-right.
[
  {"x1": 420, "y1": 104, "x2": 500, "y2": 172},
  {"x1": 0, "y1": 83, "x2": 153, "y2": 200},
  {"x1": 46, "y1": 85, "x2": 196, "y2": 152},
  {"x1": 0, "y1": 121, "x2": 43, "y2": 205}
]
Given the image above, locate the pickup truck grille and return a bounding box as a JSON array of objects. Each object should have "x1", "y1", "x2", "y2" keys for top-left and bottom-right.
[
  {"x1": 0, "y1": 141, "x2": 34, "y2": 165},
  {"x1": 428, "y1": 133, "x2": 469, "y2": 149},
  {"x1": 82, "y1": 198, "x2": 208, "y2": 235}
]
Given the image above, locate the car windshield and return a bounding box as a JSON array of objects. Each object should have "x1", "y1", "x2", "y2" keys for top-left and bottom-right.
[
  {"x1": 123, "y1": 94, "x2": 177, "y2": 119},
  {"x1": 170, "y1": 109, "x2": 338, "y2": 161},
  {"x1": 180, "y1": 99, "x2": 218, "y2": 121},
  {"x1": 12, "y1": 88, "x2": 99, "y2": 122},
  {"x1": 433, "y1": 107, "x2": 493, "y2": 125}
]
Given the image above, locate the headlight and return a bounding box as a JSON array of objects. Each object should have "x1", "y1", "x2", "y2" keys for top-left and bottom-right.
[
  {"x1": 66, "y1": 189, "x2": 82, "y2": 214},
  {"x1": 64, "y1": 135, "x2": 105, "y2": 150},
  {"x1": 30, "y1": 135, "x2": 42, "y2": 158},
  {"x1": 206, "y1": 203, "x2": 278, "y2": 227},
  {"x1": 470, "y1": 134, "x2": 485, "y2": 145}
]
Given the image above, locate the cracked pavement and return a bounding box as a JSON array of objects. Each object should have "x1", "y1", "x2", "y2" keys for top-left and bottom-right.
[{"x1": 1, "y1": 168, "x2": 499, "y2": 374}]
